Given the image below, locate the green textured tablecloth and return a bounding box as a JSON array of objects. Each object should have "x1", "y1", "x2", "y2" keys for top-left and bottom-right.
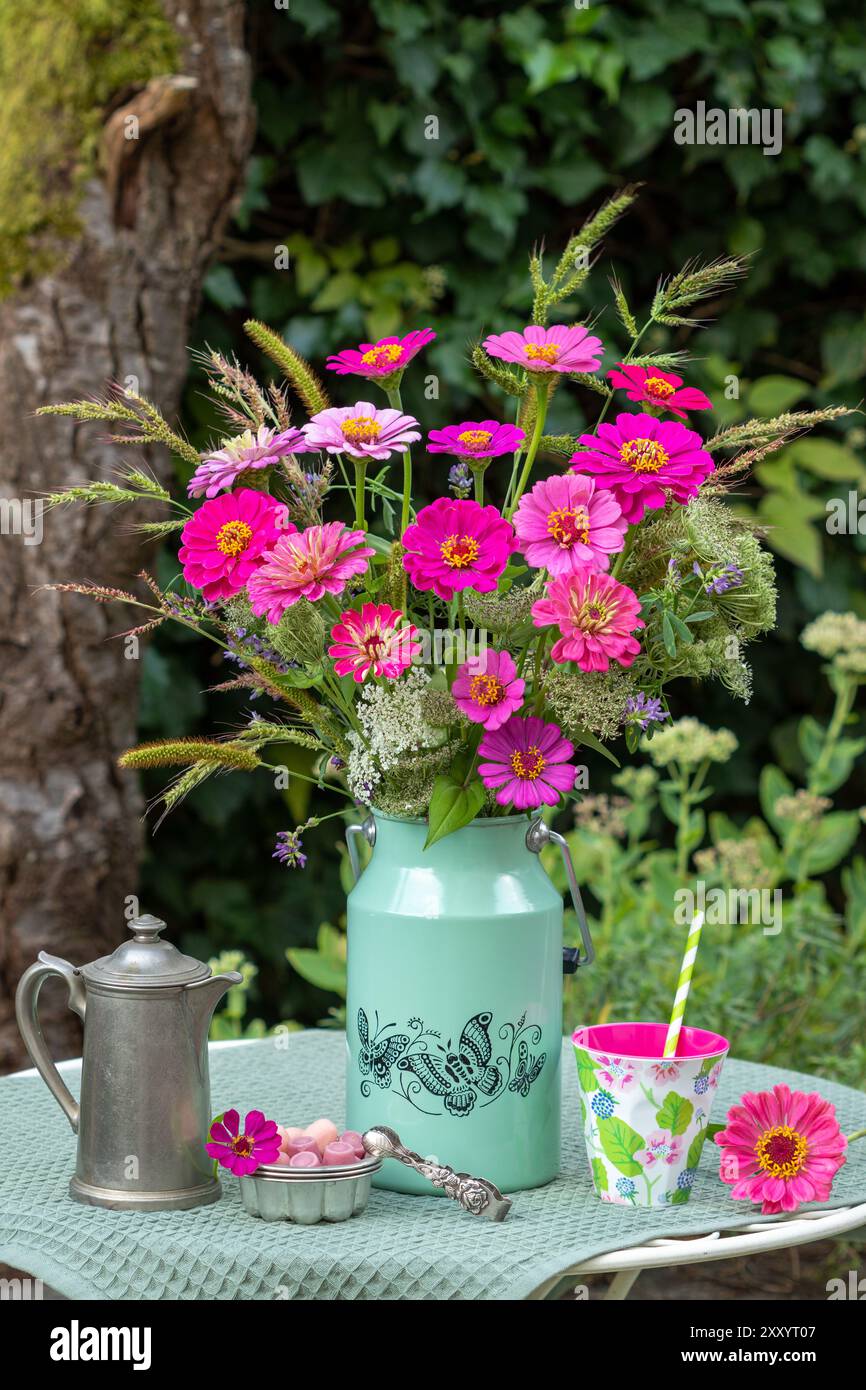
[{"x1": 1, "y1": 1032, "x2": 864, "y2": 1301}]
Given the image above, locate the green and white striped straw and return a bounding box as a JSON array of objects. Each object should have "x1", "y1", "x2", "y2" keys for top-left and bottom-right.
[{"x1": 663, "y1": 911, "x2": 705, "y2": 1058}]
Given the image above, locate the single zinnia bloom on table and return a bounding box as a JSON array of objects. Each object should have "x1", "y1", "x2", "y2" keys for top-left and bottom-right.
[
  {"x1": 427, "y1": 420, "x2": 525, "y2": 461},
  {"x1": 179, "y1": 489, "x2": 291, "y2": 603},
  {"x1": 482, "y1": 323, "x2": 603, "y2": 375},
  {"x1": 188, "y1": 425, "x2": 310, "y2": 498},
  {"x1": 714, "y1": 1084, "x2": 848, "y2": 1215},
  {"x1": 247, "y1": 521, "x2": 374, "y2": 621},
  {"x1": 513, "y1": 473, "x2": 627, "y2": 575},
  {"x1": 401, "y1": 497, "x2": 517, "y2": 602},
  {"x1": 328, "y1": 603, "x2": 422, "y2": 682},
  {"x1": 452, "y1": 648, "x2": 525, "y2": 730},
  {"x1": 570, "y1": 413, "x2": 715, "y2": 524},
  {"x1": 206, "y1": 1108, "x2": 282, "y2": 1176},
  {"x1": 478, "y1": 714, "x2": 576, "y2": 809},
  {"x1": 302, "y1": 401, "x2": 421, "y2": 460},
  {"x1": 325, "y1": 329, "x2": 435, "y2": 379},
  {"x1": 532, "y1": 570, "x2": 644, "y2": 672},
  {"x1": 607, "y1": 364, "x2": 713, "y2": 419}
]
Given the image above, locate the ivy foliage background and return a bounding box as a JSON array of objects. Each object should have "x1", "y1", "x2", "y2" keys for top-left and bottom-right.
[{"x1": 139, "y1": 0, "x2": 866, "y2": 1042}]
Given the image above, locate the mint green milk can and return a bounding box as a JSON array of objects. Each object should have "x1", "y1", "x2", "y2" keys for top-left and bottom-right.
[{"x1": 345, "y1": 811, "x2": 594, "y2": 1194}]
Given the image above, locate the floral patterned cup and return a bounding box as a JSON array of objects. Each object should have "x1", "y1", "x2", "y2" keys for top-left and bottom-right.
[{"x1": 572, "y1": 1022, "x2": 729, "y2": 1208}]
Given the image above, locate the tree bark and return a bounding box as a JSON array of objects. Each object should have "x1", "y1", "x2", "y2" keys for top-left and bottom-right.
[{"x1": 0, "y1": 0, "x2": 253, "y2": 1070}]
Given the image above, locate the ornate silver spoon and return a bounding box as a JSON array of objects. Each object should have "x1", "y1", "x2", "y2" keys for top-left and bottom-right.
[{"x1": 362, "y1": 1125, "x2": 512, "y2": 1221}]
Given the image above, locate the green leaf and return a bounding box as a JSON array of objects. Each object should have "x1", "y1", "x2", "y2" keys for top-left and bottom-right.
[
  {"x1": 760, "y1": 764, "x2": 795, "y2": 832},
  {"x1": 747, "y1": 374, "x2": 809, "y2": 416},
  {"x1": 686, "y1": 1130, "x2": 709, "y2": 1170},
  {"x1": 591, "y1": 1157, "x2": 609, "y2": 1193},
  {"x1": 758, "y1": 490, "x2": 824, "y2": 578},
  {"x1": 670, "y1": 1186, "x2": 692, "y2": 1204},
  {"x1": 662, "y1": 609, "x2": 677, "y2": 657},
  {"x1": 570, "y1": 725, "x2": 621, "y2": 767},
  {"x1": 798, "y1": 812, "x2": 861, "y2": 876},
  {"x1": 598, "y1": 1116, "x2": 644, "y2": 1176},
  {"x1": 573, "y1": 1047, "x2": 599, "y2": 1092},
  {"x1": 286, "y1": 947, "x2": 346, "y2": 996},
  {"x1": 787, "y1": 439, "x2": 865, "y2": 482},
  {"x1": 424, "y1": 769, "x2": 486, "y2": 849},
  {"x1": 655, "y1": 1090, "x2": 694, "y2": 1137}
]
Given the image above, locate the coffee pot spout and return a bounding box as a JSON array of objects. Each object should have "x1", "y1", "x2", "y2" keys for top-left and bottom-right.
[{"x1": 186, "y1": 970, "x2": 243, "y2": 1051}]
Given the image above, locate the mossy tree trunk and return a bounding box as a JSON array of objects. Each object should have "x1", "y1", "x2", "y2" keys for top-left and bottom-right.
[{"x1": 0, "y1": 0, "x2": 253, "y2": 1069}]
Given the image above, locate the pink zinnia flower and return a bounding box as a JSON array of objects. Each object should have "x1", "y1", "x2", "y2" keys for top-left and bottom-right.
[
  {"x1": 714, "y1": 1084, "x2": 848, "y2": 1215},
  {"x1": 452, "y1": 648, "x2": 525, "y2": 730},
  {"x1": 608, "y1": 364, "x2": 713, "y2": 419},
  {"x1": 532, "y1": 571, "x2": 644, "y2": 672},
  {"x1": 513, "y1": 473, "x2": 627, "y2": 575},
  {"x1": 635, "y1": 1130, "x2": 684, "y2": 1168},
  {"x1": 205, "y1": 1108, "x2": 281, "y2": 1176},
  {"x1": 401, "y1": 497, "x2": 517, "y2": 602},
  {"x1": 483, "y1": 323, "x2": 603, "y2": 375},
  {"x1": 247, "y1": 521, "x2": 374, "y2": 621},
  {"x1": 188, "y1": 426, "x2": 310, "y2": 498},
  {"x1": 427, "y1": 420, "x2": 525, "y2": 460},
  {"x1": 478, "y1": 714, "x2": 576, "y2": 810},
  {"x1": 570, "y1": 413, "x2": 715, "y2": 524},
  {"x1": 302, "y1": 401, "x2": 421, "y2": 460},
  {"x1": 326, "y1": 329, "x2": 435, "y2": 379},
  {"x1": 328, "y1": 603, "x2": 421, "y2": 682},
  {"x1": 179, "y1": 488, "x2": 291, "y2": 603},
  {"x1": 595, "y1": 1056, "x2": 636, "y2": 1092}
]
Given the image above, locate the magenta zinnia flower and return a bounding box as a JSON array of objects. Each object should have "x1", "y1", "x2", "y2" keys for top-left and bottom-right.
[
  {"x1": 188, "y1": 426, "x2": 310, "y2": 498},
  {"x1": 570, "y1": 413, "x2": 715, "y2": 524},
  {"x1": 248, "y1": 521, "x2": 374, "y2": 621},
  {"x1": 179, "y1": 489, "x2": 291, "y2": 603},
  {"x1": 483, "y1": 323, "x2": 603, "y2": 375},
  {"x1": 302, "y1": 401, "x2": 421, "y2": 460},
  {"x1": 452, "y1": 648, "x2": 525, "y2": 730},
  {"x1": 328, "y1": 603, "x2": 422, "y2": 682},
  {"x1": 478, "y1": 714, "x2": 576, "y2": 809},
  {"x1": 427, "y1": 420, "x2": 525, "y2": 460},
  {"x1": 326, "y1": 329, "x2": 435, "y2": 379},
  {"x1": 401, "y1": 497, "x2": 517, "y2": 602},
  {"x1": 532, "y1": 571, "x2": 644, "y2": 672},
  {"x1": 608, "y1": 364, "x2": 713, "y2": 420},
  {"x1": 513, "y1": 473, "x2": 627, "y2": 575},
  {"x1": 714, "y1": 1084, "x2": 848, "y2": 1215},
  {"x1": 206, "y1": 1108, "x2": 281, "y2": 1176}
]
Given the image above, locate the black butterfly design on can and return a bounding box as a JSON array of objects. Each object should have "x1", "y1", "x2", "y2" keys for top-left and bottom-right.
[
  {"x1": 508, "y1": 1039, "x2": 546, "y2": 1097},
  {"x1": 397, "y1": 1012, "x2": 502, "y2": 1116},
  {"x1": 357, "y1": 1008, "x2": 410, "y2": 1089}
]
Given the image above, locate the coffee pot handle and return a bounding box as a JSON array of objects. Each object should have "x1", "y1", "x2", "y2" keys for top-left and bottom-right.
[
  {"x1": 346, "y1": 814, "x2": 377, "y2": 884},
  {"x1": 15, "y1": 952, "x2": 86, "y2": 1133}
]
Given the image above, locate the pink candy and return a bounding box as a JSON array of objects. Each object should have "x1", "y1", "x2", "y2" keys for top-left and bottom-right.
[
  {"x1": 340, "y1": 1131, "x2": 365, "y2": 1159},
  {"x1": 304, "y1": 1118, "x2": 339, "y2": 1154},
  {"x1": 289, "y1": 1150, "x2": 322, "y2": 1169},
  {"x1": 323, "y1": 1141, "x2": 357, "y2": 1167}
]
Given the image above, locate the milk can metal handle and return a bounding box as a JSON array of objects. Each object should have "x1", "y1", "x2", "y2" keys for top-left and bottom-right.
[
  {"x1": 15, "y1": 952, "x2": 87, "y2": 1133},
  {"x1": 346, "y1": 814, "x2": 377, "y2": 884},
  {"x1": 526, "y1": 820, "x2": 595, "y2": 971}
]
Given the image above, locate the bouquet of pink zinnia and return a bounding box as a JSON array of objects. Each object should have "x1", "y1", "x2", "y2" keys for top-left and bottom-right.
[{"x1": 43, "y1": 190, "x2": 835, "y2": 854}]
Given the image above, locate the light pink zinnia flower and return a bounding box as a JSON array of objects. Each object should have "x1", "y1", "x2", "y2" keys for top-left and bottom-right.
[
  {"x1": 635, "y1": 1130, "x2": 684, "y2": 1168},
  {"x1": 595, "y1": 1055, "x2": 636, "y2": 1092},
  {"x1": 188, "y1": 426, "x2": 310, "y2": 498},
  {"x1": 401, "y1": 497, "x2": 517, "y2": 602},
  {"x1": 427, "y1": 420, "x2": 525, "y2": 460},
  {"x1": 326, "y1": 329, "x2": 435, "y2": 379},
  {"x1": 570, "y1": 413, "x2": 715, "y2": 524},
  {"x1": 513, "y1": 473, "x2": 627, "y2": 575},
  {"x1": 302, "y1": 401, "x2": 421, "y2": 460},
  {"x1": 247, "y1": 521, "x2": 374, "y2": 621},
  {"x1": 483, "y1": 323, "x2": 603, "y2": 375},
  {"x1": 714, "y1": 1084, "x2": 848, "y2": 1215},
  {"x1": 478, "y1": 714, "x2": 576, "y2": 810},
  {"x1": 179, "y1": 488, "x2": 291, "y2": 603},
  {"x1": 608, "y1": 364, "x2": 713, "y2": 419},
  {"x1": 452, "y1": 648, "x2": 525, "y2": 730},
  {"x1": 532, "y1": 571, "x2": 644, "y2": 672},
  {"x1": 328, "y1": 603, "x2": 422, "y2": 682},
  {"x1": 205, "y1": 1108, "x2": 281, "y2": 1176}
]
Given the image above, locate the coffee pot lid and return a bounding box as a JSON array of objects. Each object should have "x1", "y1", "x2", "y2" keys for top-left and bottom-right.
[{"x1": 82, "y1": 914, "x2": 211, "y2": 989}]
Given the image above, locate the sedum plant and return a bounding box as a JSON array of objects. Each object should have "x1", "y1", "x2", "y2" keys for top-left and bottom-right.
[{"x1": 39, "y1": 191, "x2": 852, "y2": 857}]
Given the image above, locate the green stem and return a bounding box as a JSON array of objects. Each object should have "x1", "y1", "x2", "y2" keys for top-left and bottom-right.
[
  {"x1": 611, "y1": 526, "x2": 637, "y2": 581},
  {"x1": 353, "y1": 459, "x2": 367, "y2": 532},
  {"x1": 846, "y1": 1128, "x2": 866, "y2": 1143},
  {"x1": 387, "y1": 384, "x2": 413, "y2": 533},
  {"x1": 505, "y1": 382, "x2": 549, "y2": 519},
  {"x1": 473, "y1": 465, "x2": 485, "y2": 506}
]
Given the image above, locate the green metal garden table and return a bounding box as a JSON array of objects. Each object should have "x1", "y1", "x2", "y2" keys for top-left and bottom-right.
[{"x1": 1, "y1": 1033, "x2": 864, "y2": 1300}]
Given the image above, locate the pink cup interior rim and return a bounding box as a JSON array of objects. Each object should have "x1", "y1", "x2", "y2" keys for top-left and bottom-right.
[{"x1": 572, "y1": 1020, "x2": 729, "y2": 1061}]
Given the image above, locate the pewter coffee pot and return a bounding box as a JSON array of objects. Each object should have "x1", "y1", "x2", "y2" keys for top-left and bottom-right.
[{"x1": 15, "y1": 913, "x2": 241, "y2": 1211}]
